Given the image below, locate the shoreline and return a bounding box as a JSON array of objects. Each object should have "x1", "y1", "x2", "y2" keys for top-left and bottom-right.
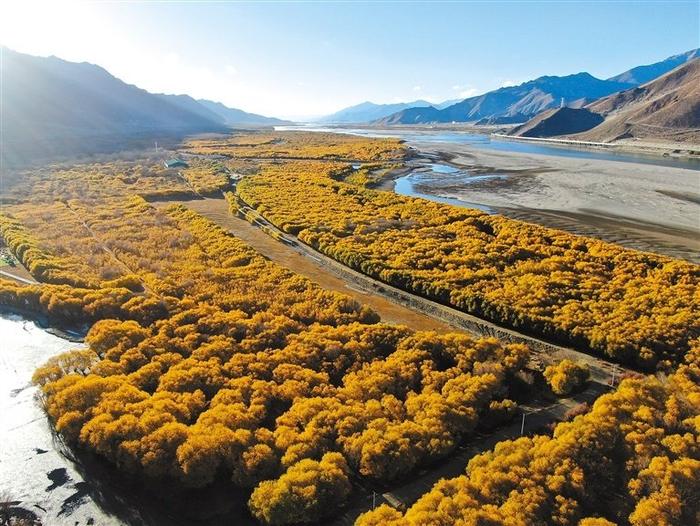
[
  {"x1": 375, "y1": 141, "x2": 700, "y2": 264},
  {"x1": 491, "y1": 132, "x2": 700, "y2": 161},
  {"x1": 290, "y1": 123, "x2": 700, "y2": 161},
  {"x1": 0, "y1": 305, "x2": 87, "y2": 342}
]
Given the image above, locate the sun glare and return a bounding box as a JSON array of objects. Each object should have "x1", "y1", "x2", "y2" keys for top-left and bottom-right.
[
  {"x1": 0, "y1": 3, "x2": 699, "y2": 523},
  {"x1": 0, "y1": 1, "x2": 107, "y2": 61}
]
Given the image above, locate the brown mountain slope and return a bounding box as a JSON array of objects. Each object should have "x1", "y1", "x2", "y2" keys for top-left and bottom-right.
[
  {"x1": 575, "y1": 58, "x2": 700, "y2": 143},
  {"x1": 509, "y1": 107, "x2": 604, "y2": 137},
  {"x1": 508, "y1": 59, "x2": 700, "y2": 144}
]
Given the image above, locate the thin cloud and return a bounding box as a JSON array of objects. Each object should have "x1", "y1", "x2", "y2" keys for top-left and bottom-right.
[
  {"x1": 452, "y1": 84, "x2": 479, "y2": 99},
  {"x1": 458, "y1": 88, "x2": 478, "y2": 98}
]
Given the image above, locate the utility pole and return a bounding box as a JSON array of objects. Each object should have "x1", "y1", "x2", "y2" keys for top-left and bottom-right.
[
  {"x1": 372, "y1": 491, "x2": 376, "y2": 510},
  {"x1": 520, "y1": 412, "x2": 526, "y2": 435},
  {"x1": 611, "y1": 365, "x2": 617, "y2": 387}
]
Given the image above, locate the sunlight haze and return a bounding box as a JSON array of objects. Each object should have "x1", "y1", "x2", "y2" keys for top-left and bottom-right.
[
  {"x1": 1, "y1": 0, "x2": 698, "y2": 119},
  {"x1": 1, "y1": 2, "x2": 700, "y2": 525}
]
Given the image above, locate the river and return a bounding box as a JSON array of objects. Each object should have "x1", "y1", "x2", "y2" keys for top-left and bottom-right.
[
  {"x1": 276, "y1": 124, "x2": 700, "y2": 263},
  {"x1": 0, "y1": 313, "x2": 125, "y2": 526},
  {"x1": 393, "y1": 164, "x2": 496, "y2": 213},
  {"x1": 275, "y1": 125, "x2": 700, "y2": 171}
]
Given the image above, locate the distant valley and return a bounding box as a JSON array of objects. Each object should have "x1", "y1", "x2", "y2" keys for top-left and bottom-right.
[
  {"x1": 317, "y1": 99, "x2": 458, "y2": 124},
  {"x1": 3, "y1": 45, "x2": 698, "y2": 167},
  {"x1": 370, "y1": 48, "x2": 698, "y2": 130},
  {"x1": 315, "y1": 48, "x2": 699, "y2": 147}
]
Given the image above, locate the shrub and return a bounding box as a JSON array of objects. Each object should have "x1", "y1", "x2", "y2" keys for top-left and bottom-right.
[
  {"x1": 248, "y1": 452, "x2": 352, "y2": 525},
  {"x1": 544, "y1": 359, "x2": 590, "y2": 396}
]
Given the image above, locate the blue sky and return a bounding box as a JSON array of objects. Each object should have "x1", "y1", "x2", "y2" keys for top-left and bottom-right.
[{"x1": 1, "y1": 1, "x2": 698, "y2": 119}]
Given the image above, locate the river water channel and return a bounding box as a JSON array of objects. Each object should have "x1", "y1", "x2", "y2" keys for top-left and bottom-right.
[{"x1": 0, "y1": 313, "x2": 125, "y2": 525}]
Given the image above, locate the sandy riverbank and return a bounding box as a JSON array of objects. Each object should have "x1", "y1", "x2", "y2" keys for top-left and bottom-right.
[
  {"x1": 328, "y1": 123, "x2": 700, "y2": 159},
  {"x1": 494, "y1": 133, "x2": 700, "y2": 160},
  {"x1": 395, "y1": 140, "x2": 700, "y2": 263}
]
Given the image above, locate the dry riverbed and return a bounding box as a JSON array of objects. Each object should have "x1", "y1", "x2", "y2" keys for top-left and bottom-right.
[{"x1": 398, "y1": 141, "x2": 700, "y2": 263}]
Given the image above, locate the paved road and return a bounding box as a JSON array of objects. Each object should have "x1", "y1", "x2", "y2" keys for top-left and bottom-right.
[{"x1": 0, "y1": 268, "x2": 38, "y2": 285}]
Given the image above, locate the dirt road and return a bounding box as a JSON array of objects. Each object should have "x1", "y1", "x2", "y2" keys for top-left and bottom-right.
[
  {"x1": 152, "y1": 194, "x2": 629, "y2": 525},
  {"x1": 0, "y1": 268, "x2": 37, "y2": 285},
  {"x1": 155, "y1": 195, "x2": 631, "y2": 386},
  {"x1": 153, "y1": 196, "x2": 455, "y2": 333}
]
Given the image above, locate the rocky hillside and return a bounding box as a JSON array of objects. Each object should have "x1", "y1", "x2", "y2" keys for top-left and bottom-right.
[
  {"x1": 0, "y1": 48, "x2": 286, "y2": 164},
  {"x1": 509, "y1": 107, "x2": 604, "y2": 137},
  {"x1": 507, "y1": 58, "x2": 700, "y2": 144},
  {"x1": 376, "y1": 73, "x2": 630, "y2": 125},
  {"x1": 577, "y1": 58, "x2": 700, "y2": 143},
  {"x1": 607, "y1": 48, "x2": 699, "y2": 85}
]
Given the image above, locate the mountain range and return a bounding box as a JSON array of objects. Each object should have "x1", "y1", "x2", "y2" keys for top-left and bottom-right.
[
  {"x1": 154, "y1": 94, "x2": 289, "y2": 127},
  {"x1": 4, "y1": 46, "x2": 698, "y2": 165},
  {"x1": 606, "y1": 48, "x2": 699, "y2": 85},
  {"x1": 1, "y1": 47, "x2": 288, "y2": 164},
  {"x1": 317, "y1": 98, "x2": 458, "y2": 123},
  {"x1": 373, "y1": 49, "x2": 699, "y2": 126},
  {"x1": 508, "y1": 58, "x2": 700, "y2": 144},
  {"x1": 196, "y1": 99, "x2": 289, "y2": 126},
  {"x1": 378, "y1": 73, "x2": 631, "y2": 125},
  {"x1": 578, "y1": 58, "x2": 700, "y2": 143}
]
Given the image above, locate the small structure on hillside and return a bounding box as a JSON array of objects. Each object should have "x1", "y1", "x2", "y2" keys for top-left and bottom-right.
[{"x1": 164, "y1": 158, "x2": 188, "y2": 169}]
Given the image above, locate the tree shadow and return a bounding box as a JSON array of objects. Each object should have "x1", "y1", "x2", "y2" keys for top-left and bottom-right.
[{"x1": 50, "y1": 432, "x2": 257, "y2": 526}]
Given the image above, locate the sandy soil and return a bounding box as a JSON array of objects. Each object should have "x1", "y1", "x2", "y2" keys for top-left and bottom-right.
[
  {"x1": 496, "y1": 133, "x2": 700, "y2": 158},
  {"x1": 612, "y1": 136, "x2": 700, "y2": 153},
  {"x1": 409, "y1": 141, "x2": 700, "y2": 262}
]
